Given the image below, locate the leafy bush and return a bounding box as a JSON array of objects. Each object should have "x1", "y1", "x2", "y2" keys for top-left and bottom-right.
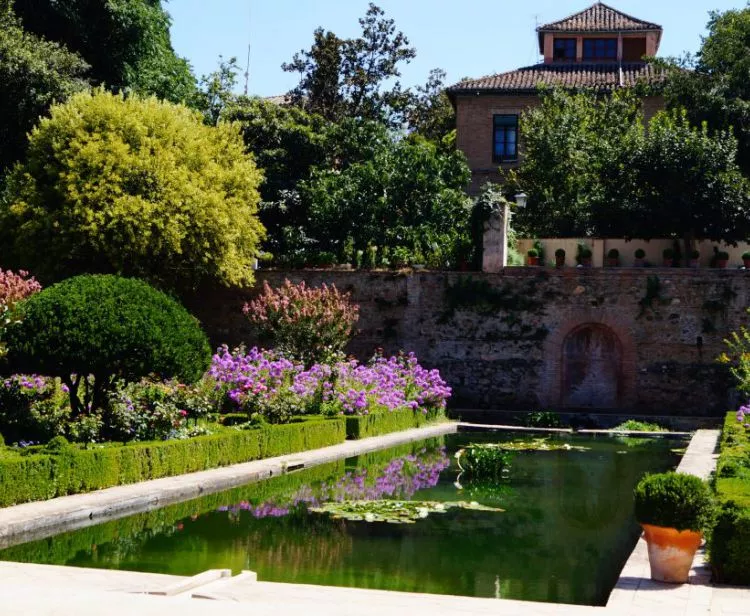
[
  {"x1": 524, "y1": 410, "x2": 561, "y2": 428},
  {"x1": 607, "y1": 248, "x2": 619, "y2": 259},
  {"x1": 613, "y1": 420, "x2": 667, "y2": 432},
  {"x1": 456, "y1": 444, "x2": 513, "y2": 478},
  {"x1": 0, "y1": 269, "x2": 41, "y2": 358},
  {"x1": 0, "y1": 375, "x2": 69, "y2": 443},
  {"x1": 633, "y1": 472, "x2": 715, "y2": 532},
  {"x1": 635, "y1": 248, "x2": 646, "y2": 259},
  {"x1": 710, "y1": 501, "x2": 750, "y2": 584},
  {"x1": 0, "y1": 90, "x2": 264, "y2": 291},
  {"x1": 5, "y1": 275, "x2": 211, "y2": 416},
  {"x1": 243, "y1": 279, "x2": 359, "y2": 365}
]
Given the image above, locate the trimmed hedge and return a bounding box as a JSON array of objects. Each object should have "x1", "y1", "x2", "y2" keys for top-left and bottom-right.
[
  {"x1": 710, "y1": 412, "x2": 750, "y2": 584},
  {"x1": 345, "y1": 408, "x2": 446, "y2": 440},
  {"x1": 0, "y1": 417, "x2": 345, "y2": 507}
]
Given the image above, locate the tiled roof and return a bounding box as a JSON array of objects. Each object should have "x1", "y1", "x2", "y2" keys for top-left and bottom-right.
[
  {"x1": 264, "y1": 94, "x2": 293, "y2": 106},
  {"x1": 446, "y1": 63, "x2": 664, "y2": 95},
  {"x1": 538, "y1": 2, "x2": 662, "y2": 33}
]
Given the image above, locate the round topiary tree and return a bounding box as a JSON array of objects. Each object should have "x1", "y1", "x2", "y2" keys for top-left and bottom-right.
[
  {"x1": 5, "y1": 275, "x2": 211, "y2": 416},
  {"x1": 0, "y1": 89, "x2": 265, "y2": 291}
]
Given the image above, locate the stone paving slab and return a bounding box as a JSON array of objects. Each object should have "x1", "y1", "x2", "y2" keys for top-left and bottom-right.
[{"x1": 0, "y1": 422, "x2": 457, "y2": 548}]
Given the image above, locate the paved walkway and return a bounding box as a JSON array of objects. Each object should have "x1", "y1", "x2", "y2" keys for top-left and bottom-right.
[{"x1": 0, "y1": 427, "x2": 746, "y2": 615}]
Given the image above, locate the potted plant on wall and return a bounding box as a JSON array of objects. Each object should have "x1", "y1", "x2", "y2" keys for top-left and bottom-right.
[
  {"x1": 576, "y1": 243, "x2": 592, "y2": 268},
  {"x1": 606, "y1": 248, "x2": 620, "y2": 267},
  {"x1": 634, "y1": 248, "x2": 646, "y2": 267},
  {"x1": 555, "y1": 248, "x2": 566, "y2": 268},
  {"x1": 526, "y1": 248, "x2": 539, "y2": 266},
  {"x1": 742, "y1": 252, "x2": 750, "y2": 268},
  {"x1": 715, "y1": 250, "x2": 730, "y2": 269},
  {"x1": 633, "y1": 472, "x2": 714, "y2": 583},
  {"x1": 662, "y1": 248, "x2": 674, "y2": 268},
  {"x1": 689, "y1": 249, "x2": 700, "y2": 268}
]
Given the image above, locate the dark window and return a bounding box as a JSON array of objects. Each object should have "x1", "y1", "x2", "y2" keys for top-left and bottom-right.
[
  {"x1": 583, "y1": 38, "x2": 617, "y2": 60},
  {"x1": 553, "y1": 38, "x2": 576, "y2": 61},
  {"x1": 622, "y1": 37, "x2": 647, "y2": 62},
  {"x1": 493, "y1": 115, "x2": 518, "y2": 163}
]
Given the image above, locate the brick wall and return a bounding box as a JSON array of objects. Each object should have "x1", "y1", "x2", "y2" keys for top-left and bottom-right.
[{"x1": 187, "y1": 269, "x2": 747, "y2": 416}]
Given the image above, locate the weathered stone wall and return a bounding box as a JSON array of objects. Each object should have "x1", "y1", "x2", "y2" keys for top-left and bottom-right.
[{"x1": 187, "y1": 269, "x2": 749, "y2": 415}]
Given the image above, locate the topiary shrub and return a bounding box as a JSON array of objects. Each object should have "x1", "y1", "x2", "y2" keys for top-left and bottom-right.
[
  {"x1": 243, "y1": 279, "x2": 359, "y2": 365},
  {"x1": 633, "y1": 472, "x2": 715, "y2": 532},
  {"x1": 5, "y1": 275, "x2": 211, "y2": 416}
]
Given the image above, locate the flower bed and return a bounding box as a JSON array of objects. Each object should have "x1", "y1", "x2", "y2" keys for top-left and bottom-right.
[
  {"x1": 0, "y1": 416, "x2": 345, "y2": 507},
  {"x1": 710, "y1": 410, "x2": 750, "y2": 584},
  {"x1": 209, "y1": 346, "x2": 451, "y2": 430}
]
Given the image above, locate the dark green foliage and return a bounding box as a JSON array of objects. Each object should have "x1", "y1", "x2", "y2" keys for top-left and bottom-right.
[
  {"x1": 0, "y1": 2, "x2": 89, "y2": 174},
  {"x1": 524, "y1": 411, "x2": 561, "y2": 428},
  {"x1": 613, "y1": 420, "x2": 667, "y2": 433},
  {"x1": 0, "y1": 417, "x2": 345, "y2": 507},
  {"x1": 5, "y1": 275, "x2": 211, "y2": 415},
  {"x1": 716, "y1": 412, "x2": 750, "y2": 506},
  {"x1": 633, "y1": 472, "x2": 715, "y2": 532},
  {"x1": 456, "y1": 444, "x2": 513, "y2": 478},
  {"x1": 302, "y1": 122, "x2": 472, "y2": 268},
  {"x1": 13, "y1": 0, "x2": 196, "y2": 103},
  {"x1": 345, "y1": 409, "x2": 444, "y2": 440},
  {"x1": 283, "y1": 3, "x2": 416, "y2": 125},
  {"x1": 710, "y1": 501, "x2": 750, "y2": 584},
  {"x1": 45, "y1": 435, "x2": 70, "y2": 452}
]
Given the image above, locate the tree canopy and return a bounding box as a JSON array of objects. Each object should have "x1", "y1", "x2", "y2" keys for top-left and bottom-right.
[
  {"x1": 12, "y1": 0, "x2": 196, "y2": 103},
  {"x1": 0, "y1": 90, "x2": 265, "y2": 291},
  {"x1": 512, "y1": 88, "x2": 750, "y2": 247},
  {"x1": 0, "y1": 1, "x2": 89, "y2": 175},
  {"x1": 663, "y1": 6, "x2": 750, "y2": 175}
]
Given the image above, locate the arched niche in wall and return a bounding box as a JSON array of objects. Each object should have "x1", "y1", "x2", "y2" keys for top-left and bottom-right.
[{"x1": 561, "y1": 324, "x2": 622, "y2": 408}]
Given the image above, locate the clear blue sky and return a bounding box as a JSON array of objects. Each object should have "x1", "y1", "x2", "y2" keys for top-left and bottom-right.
[{"x1": 168, "y1": 1, "x2": 744, "y2": 97}]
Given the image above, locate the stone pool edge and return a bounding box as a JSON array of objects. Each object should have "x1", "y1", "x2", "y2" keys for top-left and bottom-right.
[
  {"x1": 0, "y1": 422, "x2": 458, "y2": 548},
  {"x1": 606, "y1": 428, "x2": 722, "y2": 611}
]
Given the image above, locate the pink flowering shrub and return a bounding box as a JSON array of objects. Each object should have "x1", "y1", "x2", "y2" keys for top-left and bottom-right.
[
  {"x1": 209, "y1": 345, "x2": 451, "y2": 422},
  {"x1": 0, "y1": 269, "x2": 41, "y2": 358},
  {"x1": 243, "y1": 279, "x2": 359, "y2": 365}
]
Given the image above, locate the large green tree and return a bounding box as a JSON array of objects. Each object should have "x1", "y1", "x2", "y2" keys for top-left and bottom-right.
[
  {"x1": 0, "y1": 1, "x2": 89, "y2": 176},
  {"x1": 0, "y1": 90, "x2": 265, "y2": 291},
  {"x1": 302, "y1": 121, "x2": 473, "y2": 266},
  {"x1": 597, "y1": 110, "x2": 750, "y2": 249},
  {"x1": 663, "y1": 6, "x2": 750, "y2": 175},
  {"x1": 12, "y1": 0, "x2": 196, "y2": 103},
  {"x1": 283, "y1": 3, "x2": 416, "y2": 125},
  {"x1": 511, "y1": 88, "x2": 642, "y2": 236}
]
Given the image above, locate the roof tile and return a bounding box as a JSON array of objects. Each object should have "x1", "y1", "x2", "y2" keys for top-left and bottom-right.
[
  {"x1": 538, "y1": 2, "x2": 661, "y2": 32},
  {"x1": 447, "y1": 63, "x2": 664, "y2": 94}
]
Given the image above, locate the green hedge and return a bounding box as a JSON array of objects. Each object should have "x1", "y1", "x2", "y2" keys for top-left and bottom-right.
[
  {"x1": 0, "y1": 417, "x2": 345, "y2": 507},
  {"x1": 710, "y1": 412, "x2": 750, "y2": 584},
  {"x1": 345, "y1": 408, "x2": 446, "y2": 440}
]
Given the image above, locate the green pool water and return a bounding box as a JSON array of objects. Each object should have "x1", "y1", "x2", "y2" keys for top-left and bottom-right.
[{"x1": 0, "y1": 431, "x2": 685, "y2": 605}]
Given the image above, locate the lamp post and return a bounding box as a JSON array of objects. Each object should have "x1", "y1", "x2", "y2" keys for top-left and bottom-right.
[{"x1": 514, "y1": 192, "x2": 528, "y2": 209}]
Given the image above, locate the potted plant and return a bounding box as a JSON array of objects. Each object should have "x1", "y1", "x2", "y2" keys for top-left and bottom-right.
[
  {"x1": 526, "y1": 248, "x2": 539, "y2": 266},
  {"x1": 606, "y1": 248, "x2": 620, "y2": 267},
  {"x1": 715, "y1": 251, "x2": 730, "y2": 269},
  {"x1": 634, "y1": 248, "x2": 646, "y2": 267},
  {"x1": 742, "y1": 251, "x2": 750, "y2": 268},
  {"x1": 633, "y1": 472, "x2": 714, "y2": 583},
  {"x1": 554, "y1": 248, "x2": 566, "y2": 268},
  {"x1": 662, "y1": 248, "x2": 674, "y2": 268},
  {"x1": 689, "y1": 249, "x2": 700, "y2": 268}
]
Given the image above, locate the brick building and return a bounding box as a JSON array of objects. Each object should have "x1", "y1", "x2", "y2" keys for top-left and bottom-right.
[{"x1": 447, "y1": 2, "x2": 666, "y2": 193}]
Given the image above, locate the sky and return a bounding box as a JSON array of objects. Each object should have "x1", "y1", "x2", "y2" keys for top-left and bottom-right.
[{"x1": 168, "y1": 1, "x2": 745, "y2": 97}]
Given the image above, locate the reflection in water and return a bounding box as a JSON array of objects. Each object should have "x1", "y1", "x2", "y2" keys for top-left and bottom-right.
[{"x1": 0, "y1": 433, "x2": 683, "y2": 606}]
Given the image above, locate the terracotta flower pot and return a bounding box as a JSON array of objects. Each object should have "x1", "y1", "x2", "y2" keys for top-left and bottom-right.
[
  {"x1": 634, "y1": 257, "x2": 645, "y2": 268},
  {"x1": 662, "y1": 258, "x2": 673, "y2": 268},
  {"x1": 581, "y1": 257, "x2": 592, "y2": 268},
  {"x1": 641, "y1": 524, "x2": 702, "y2": 583},
  {"x1": 716, "y1": 259, "x2": 728, "y2": 269},
  {"x1": 606, "y1": 257, "x2": 619, "y2": 267},
  {"x1": 743, "y1": 258, "x2": 750, "y2": 269},
  {"x1": 527, "y1": 256, "x2": 539, "y2": 266}
]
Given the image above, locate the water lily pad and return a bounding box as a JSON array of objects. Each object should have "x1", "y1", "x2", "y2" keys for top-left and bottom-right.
[{"x1": 309, "y1": 500, "x2": 504, "y2": 524}]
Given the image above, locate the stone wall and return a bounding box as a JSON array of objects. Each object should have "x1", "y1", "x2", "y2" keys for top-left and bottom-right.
[{"x1": 187, "y1": 269, "x2": 749, "y2": 415}]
